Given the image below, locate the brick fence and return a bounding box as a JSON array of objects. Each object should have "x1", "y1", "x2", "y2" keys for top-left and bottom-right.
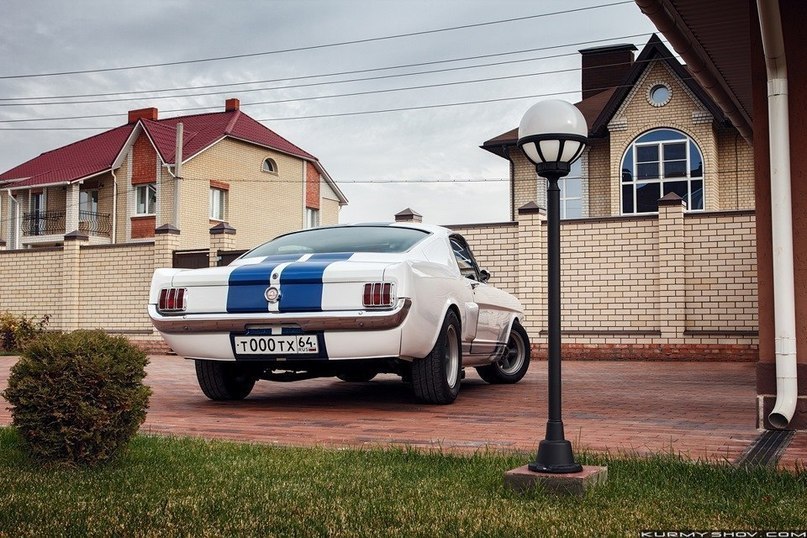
[
  {"x1": 447, "y1": 198, "x2": 758, "y2": 360},
  {"x1": 0, "y1": 203, "x2": 758, "y2": 360}
]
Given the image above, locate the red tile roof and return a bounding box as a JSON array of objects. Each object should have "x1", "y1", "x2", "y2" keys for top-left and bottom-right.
[{"x1": 0, "y1": 108, "x2": 317, "y2": 188}]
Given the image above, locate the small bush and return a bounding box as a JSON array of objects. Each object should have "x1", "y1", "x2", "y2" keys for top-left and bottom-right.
[
  {"x1": 0, "y1": 311, "x2": 50, "y2": 352},
  {"x1": 2, "y1": 330, "x2": 151, "y2": 465}
]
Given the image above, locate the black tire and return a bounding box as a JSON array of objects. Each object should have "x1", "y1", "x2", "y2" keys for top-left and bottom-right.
[
  {"x1": 412, "y1": 310, "x2": 462, "y2": 404},
  {"x1": 336, "y1": 371, "x2": 378, "y2": 382},
  {"x1": 476, "y1": 321, "x2": 531, "y2": 384},
  {"x1": 195, "y1": 360, "x2": 256, "y2": 401}
]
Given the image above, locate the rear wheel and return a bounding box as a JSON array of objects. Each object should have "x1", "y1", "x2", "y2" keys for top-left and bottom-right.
[
  {"x1": 195, "y1": 360, "x2": 256, "y2": 400},
  {"x1": 412, "y1": 310, "x2": 462, "y2": 404},
  {"x1": 476, "y1": 321, "x2": 531, "y2": 384}
]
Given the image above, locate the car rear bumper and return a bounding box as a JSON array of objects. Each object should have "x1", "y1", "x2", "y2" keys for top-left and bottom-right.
[{"x1": 148, "y1": 299, "x2": 412, "y2": 335}]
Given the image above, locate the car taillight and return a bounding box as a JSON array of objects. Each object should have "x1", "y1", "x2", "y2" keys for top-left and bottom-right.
[
  {"x1": 158, "y1": 288, "x2": 187, "y2": 313},
  {"x1": 363, "y1": 282, "x2": 393, "y2": 308}
]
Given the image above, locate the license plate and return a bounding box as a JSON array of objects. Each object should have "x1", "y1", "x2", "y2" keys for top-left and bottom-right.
[{"x1": 233, "y1": 335, "x2": 319, "y2": 356}]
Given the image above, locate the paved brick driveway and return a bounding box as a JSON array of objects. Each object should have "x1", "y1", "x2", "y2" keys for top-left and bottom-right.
[{"x1": 7, "y1": 355, "x2": 804, "y2": 469}]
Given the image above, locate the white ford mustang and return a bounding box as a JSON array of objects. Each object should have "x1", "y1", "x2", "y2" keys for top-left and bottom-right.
[{"x1": 148, "y1": 223, "x2": 530, "y2": 404}]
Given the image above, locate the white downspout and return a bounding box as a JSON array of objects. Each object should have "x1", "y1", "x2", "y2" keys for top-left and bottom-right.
[
  {"x1": 757, "y1": 0, "x2": 797, "y2": 429},
  {"x1": 111, "y1": 169, "x2": 118, "y2": 244}
]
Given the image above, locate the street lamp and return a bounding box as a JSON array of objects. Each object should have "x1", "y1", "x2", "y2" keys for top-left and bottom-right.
[{"x1": 518, "y1": 99, "x2": 587, "y2": 474}]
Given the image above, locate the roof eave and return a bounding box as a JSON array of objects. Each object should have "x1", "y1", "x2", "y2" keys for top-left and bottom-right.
[{"x1": 634, "y1": 1, "x2": 753, "y2": 141}]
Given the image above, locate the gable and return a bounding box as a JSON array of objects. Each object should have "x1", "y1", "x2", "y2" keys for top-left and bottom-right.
[{"x1": 608, "y1": 60, "x2": 713, "y2": 134}]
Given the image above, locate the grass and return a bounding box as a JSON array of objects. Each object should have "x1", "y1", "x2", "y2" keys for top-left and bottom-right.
[{"x1": 0, "y1": 428, "x2": 805, "y2": 537}]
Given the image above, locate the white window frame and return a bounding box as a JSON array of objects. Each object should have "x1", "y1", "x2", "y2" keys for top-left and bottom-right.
[
  {"x1": 134, "y1": 184, "x2": 157, "y2": 216},
  {"x1": 262, "y1": 157, "x2": 278, "y2": 174},
  {"x1": 559, "y1": 160, "x2": 584, "y2": 220},
  {"x1": 305, "y1": 207, "x2": 320, "y2": 229},
  {"x1": 209, "y1": 187, "x2": 227, "y2": 221},
  {"x1": 80, "y1": 189, "x2": 99, "y2": 215},
  {"x1": 620, "y1": 128, "x2": 705, "y2": 215}
]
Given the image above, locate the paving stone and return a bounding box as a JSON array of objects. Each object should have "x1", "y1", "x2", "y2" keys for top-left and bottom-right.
[{"x1": 1, "y1": 356, "x2": 802, "y2": 468}]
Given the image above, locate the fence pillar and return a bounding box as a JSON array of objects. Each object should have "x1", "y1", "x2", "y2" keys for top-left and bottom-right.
[
  {"x1": 154, "y1": 224, "x2": 180, "y2": 269},
  {"x1": 657, "y1": 193, "x2": 687, "y2": 340},
  {"x1": 209, "y1": 222, "x2": 236, "y2": 267},
  {"x1": 61, "y1": 230, "x2": 89, "y2": 331},
  {"x1": 517, "y1": 202, "x2": 546, "y2": 341}
]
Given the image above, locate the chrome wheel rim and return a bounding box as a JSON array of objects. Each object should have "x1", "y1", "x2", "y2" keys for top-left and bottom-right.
[
  {"x1": 445, "y1": 324, "x2": 459, "y2": 388},
  {"x1": 499, "y1": 330, "x2": 525, "y2": 375}
]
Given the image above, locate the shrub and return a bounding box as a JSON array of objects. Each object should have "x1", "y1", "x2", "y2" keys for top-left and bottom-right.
[
  {"x1": 0, "y1": 311, "x2": 50, "y2": 352},
  {"x1": 2, "y1": 330, "x2": 151, "y2": 465}
]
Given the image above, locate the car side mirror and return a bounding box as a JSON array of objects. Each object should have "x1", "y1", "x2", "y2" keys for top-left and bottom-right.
[{"x1": 479, "y1": 269, "x2": 491, "y2": 283}]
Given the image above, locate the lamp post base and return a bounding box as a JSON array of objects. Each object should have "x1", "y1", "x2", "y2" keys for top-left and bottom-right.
[{"x1": 528, "y1": 439, "x2": 583, "y2": 474}]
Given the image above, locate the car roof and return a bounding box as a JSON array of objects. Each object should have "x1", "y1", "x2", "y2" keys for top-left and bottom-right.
[{"x1": 349, "y1": 222, "x2": 452, "y2": 236}]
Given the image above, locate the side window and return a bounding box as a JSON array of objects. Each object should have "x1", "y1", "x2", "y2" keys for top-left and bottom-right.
[{"x1": 450, "y1": 236, "x2": 480, "y2": 281}]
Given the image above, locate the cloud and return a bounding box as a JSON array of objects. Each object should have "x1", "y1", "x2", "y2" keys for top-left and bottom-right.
[{"x1": 0, "y1": 0, "x2": 658, "y2": 224}]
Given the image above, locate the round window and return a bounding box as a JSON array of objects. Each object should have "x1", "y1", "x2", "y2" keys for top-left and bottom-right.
[{"x1": 648, "y1": 83, "x2": 672, "y2": 107}]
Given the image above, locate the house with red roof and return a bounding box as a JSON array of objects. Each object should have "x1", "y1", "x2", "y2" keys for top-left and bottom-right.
[
  {"x1": 481, "y1": 35, "x2": 754, "y2": 221},
  {"x1": 0, "y1": 98, "x2": 347, "y2": 251},
  {"x1": 417, "y1": 35, "x2": 760, "y2": 368}
]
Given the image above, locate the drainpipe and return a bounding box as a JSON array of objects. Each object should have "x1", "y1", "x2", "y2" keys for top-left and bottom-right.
[
  {"x1": 757, "y1": 0, "x2": 797, "y2": 429},
  {"x1": 111, "y1": 169, "x2": 118, "y2": 244}
]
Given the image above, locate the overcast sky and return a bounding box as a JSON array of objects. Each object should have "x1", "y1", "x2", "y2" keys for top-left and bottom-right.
[{"x1": 0, "y1": 0, "x2": 659, "y2": 225}]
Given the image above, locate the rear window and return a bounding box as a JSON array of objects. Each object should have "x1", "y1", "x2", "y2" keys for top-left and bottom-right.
[{"x1": 243, "y1": 226, "x2": 430, "y2": 258}]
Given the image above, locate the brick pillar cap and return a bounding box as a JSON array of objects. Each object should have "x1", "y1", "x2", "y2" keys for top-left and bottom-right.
[
  {"x1": 155, "y1": 224, "x2": 181, "y2": 235},
  {"x1": 657, "y1": 192, "x2": 687, "y2": 207},
  {"x1": 210, "y1": 222, "x2": 236, "y2": 235},
  {"x1": 64, "y1": 230, "x2": 89, "y2": 241},
  {"x1": 517, "y1": 201, "x2": 545, "y2": 215}
]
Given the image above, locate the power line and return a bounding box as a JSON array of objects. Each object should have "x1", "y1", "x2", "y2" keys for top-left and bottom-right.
[
  {"x1": 0, "y1": 76, "x2": 695, "y2": 130},
  {"x1": 0, "y1": 32, "x2": 657, "y2": 107},
  {"x1": 0, "y1": 1, "x2": 636, "y2": 80},
  {"x1": 1, "y1": 58, "x2": 659, "y2": 124}
]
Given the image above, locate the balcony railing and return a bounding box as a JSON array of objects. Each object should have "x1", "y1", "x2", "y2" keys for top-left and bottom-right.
[{"x1": 22, "y1": 210, "x2": 111, "y2": 238}]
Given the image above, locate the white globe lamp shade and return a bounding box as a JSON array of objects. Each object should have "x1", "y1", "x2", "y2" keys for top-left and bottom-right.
[{"x1": 517, "y1": 100, "x2": 588, "y2": 168}]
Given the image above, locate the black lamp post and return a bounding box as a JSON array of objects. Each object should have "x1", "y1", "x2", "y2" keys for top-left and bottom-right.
[{"x1": 517, "y1": 100, "x2": 588, "y2": 474}]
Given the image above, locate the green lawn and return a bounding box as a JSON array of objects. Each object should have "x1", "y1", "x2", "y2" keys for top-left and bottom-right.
[{"x1": 0, "y1": 428, "x2": 805, "y2": 537}]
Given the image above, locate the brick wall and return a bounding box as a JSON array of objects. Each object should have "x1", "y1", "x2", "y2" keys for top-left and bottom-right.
[
  {"x1": 0, "y1": 236, "x2": 170, "y2": 351},
  {"x1": 445, "y1": 222, "x2": 519, "y2": 296},
  {"x1": 306, "y1": 162, "x2": 320, "y2": 210},
  {"x1": 0, "y1": 247, "x2": 64, "y2": 327},
  {"x1": 76, "y1": 243, "x2": 154, "y2": 332},
  {"x1": 445, "y1": 204, "x2": 758, "y2": 360},
  {"x1": 179, "y1": 138, "x2": 306, "y2": 251}
]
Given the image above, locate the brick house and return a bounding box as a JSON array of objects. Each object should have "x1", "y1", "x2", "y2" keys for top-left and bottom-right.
[
  {"x1": 0, "y1": 99, "x2": 346, "y2": 347},
  {"x1": 409, "y1": 35, "x2": 760, "y2": 363},
  {"x1": 0, "y1": 98, "x2": 347, "y2": 252},
  {"x1": 482, "y1": 35, "x2": 754, "y2": 220}
]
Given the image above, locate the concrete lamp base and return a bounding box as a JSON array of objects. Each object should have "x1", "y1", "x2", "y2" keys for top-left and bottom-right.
[{"x1": 504, "y1": 465, "x2": 608, "y2": 496}]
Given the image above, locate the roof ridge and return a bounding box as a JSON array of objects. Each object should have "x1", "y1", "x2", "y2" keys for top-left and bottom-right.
[
  {"x1": 36, "y1": 124, "x2": 132, "y2": 157},
  {"x1": 224, "y1": 109, "x2": 241, "y2": 134}
]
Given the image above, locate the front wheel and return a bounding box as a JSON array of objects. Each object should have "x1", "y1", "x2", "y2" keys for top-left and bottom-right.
[
  {"x1": 412, "y1": 310, "x2": 462, "y2": 404},
  {"x1": 476, "y1": 321, "x2": 531, "y2": 384},
  {"x1": 195, "y1": 360, "x2": 256, "y2": 400}
]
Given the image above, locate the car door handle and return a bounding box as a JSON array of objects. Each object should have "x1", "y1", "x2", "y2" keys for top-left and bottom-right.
[{"x1": 471, "y1": 282, "x2": 480, "y2": 290}]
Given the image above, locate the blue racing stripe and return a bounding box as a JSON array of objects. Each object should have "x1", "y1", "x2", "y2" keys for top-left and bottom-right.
[
  {"x1": 278, "y1": 253, "x2": 354, "y2": 312},
  {"x1": 226, "y1": 254, "x2": 302, "y2": 313}
]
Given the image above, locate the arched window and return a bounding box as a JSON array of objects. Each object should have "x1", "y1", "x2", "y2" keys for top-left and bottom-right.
[
  {"x1": 620, "y1": 128, "x2": 704, "y2": 214},
  {"x1": 262, "y1": 157, "x2": 278, "y2": 174}
]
